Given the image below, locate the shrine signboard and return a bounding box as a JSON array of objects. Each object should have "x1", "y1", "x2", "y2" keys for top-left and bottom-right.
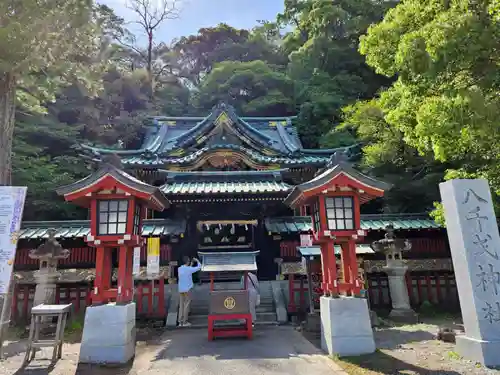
[
  {"x1": 440, "y1": 179, "x2": 500, "y2": 366},
  {"x1": 0, "y1": 187, "x2": 27, "y2": 293},
  {"x1": 147, "y1": 238, "x2": 160, "y2": 277}
]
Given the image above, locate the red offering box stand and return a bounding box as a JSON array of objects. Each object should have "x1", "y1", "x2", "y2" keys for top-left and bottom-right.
[
  {"x1": 208, "y1": 313, "x2": 253, "y2": 341},
  {"x1": 198, "y1": 250, "x2": 260, "y2": 342}
]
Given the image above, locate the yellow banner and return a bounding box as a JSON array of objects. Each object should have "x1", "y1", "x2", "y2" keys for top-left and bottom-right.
[{"x1": 147, "y1": 237, "x2": 160, "y2": 257}]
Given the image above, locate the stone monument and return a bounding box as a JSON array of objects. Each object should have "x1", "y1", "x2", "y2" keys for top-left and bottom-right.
[
  {"x1": 370, "y1": 225, "x2": 417, "y2": 322},
  {"x1": 29, "y1": 229, "x2": 70, "y2": 308},
  {"x1": 440, "y1": 178, "x2": 500, "y2": 367}
]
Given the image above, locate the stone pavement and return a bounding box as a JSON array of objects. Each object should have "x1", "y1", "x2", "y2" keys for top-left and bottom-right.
[{"x1": 1, "y1": 326, "x2": 347, "y2": 375}]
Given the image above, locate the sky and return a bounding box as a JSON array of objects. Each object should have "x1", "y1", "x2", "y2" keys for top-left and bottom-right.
[{"x1": 99, "y1": 0, "x2": 285, "y2": 44}]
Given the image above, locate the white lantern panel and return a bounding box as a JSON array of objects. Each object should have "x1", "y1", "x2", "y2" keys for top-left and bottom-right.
[
  {"x1": 118, "y1": 211, "x2": 128, "y2": 222},
  {"x1": 99, "y1": 224, "x2": 108, "y2": 235},
  {"x1": 336, "y1": 220, "x2": 345, "y2": 230},
  {"x1": 109, "y1": 201, "x2": 118, "y2": 211},
  {"x1": 99, "y1": 201, "x2": 109, "y2": 211},
  {"x1": 325, "y1": 197, "x2": 334, "y2": 208},
  {"x1": 108, "y1": 223, "x2": 117, "y2": 234},
  {"x1": 117, "y1": 223, "x2": 127, "y2": 233},
  {"x1": 328, "y1": 220, "x2": 336, "y2": 230},
  {"x1": 119, "y1": 200, "x2": 128, "y2": 210}
]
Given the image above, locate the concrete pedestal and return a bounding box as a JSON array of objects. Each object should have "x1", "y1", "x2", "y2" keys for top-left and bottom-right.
[
  {"x1": 79, "y1": 303, "x2": 136, "y2": 364},
  {"x1": 456, "y1": 335, "x2": 500, "y2": 368},
  {"x1": 320, "y1": 296, "x2": 375, "y2": 356}
]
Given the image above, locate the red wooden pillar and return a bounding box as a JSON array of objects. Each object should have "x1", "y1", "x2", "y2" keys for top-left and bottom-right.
[
  {"x1": 125, "y1": 247, "x2": 134, "y2": 301},
  {"x1": 320, "y1": 242, "x2": 329, "y2": 294},
  {"x1": 340, "y1": 242, "x2": 352, "y2": 290},
  {"x1": 117, "y1": 245, "x2": 133, "y2": 303},
  {"x1": 93, "y1": 246, "x2": 107, "y2": 304}
]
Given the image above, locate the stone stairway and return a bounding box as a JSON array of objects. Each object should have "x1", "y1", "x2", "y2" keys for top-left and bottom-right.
[{"x1": 187, "y1": 281, "x2": 277, "y2": 327}]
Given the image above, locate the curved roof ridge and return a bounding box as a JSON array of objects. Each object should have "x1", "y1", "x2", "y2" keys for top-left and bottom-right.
[
  {"x1": 175, "y1": 112, "x2": 216, "y2": 148},
  {"x1": 78, "y1": 119, "x2": 169, "y2": 156},
  {"x1": 143, "y1": 123, "x2": 169, "y2": 153},
  {"x1": 276, "y1": 122, "x2": 300, "y2": 154}
]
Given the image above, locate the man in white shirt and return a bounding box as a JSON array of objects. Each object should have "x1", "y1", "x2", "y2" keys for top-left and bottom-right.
[{"x1": 178, "y1": 256, "x2": 202, "y2": 327}]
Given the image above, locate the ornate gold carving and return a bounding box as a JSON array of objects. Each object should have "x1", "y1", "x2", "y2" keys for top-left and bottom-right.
[
  {"x1": 215, "y1": 112, "x2": 232, "y2": 126},
  {"x1": 363, "y1": 258, "x2": 453, "y2": 273},
  {"x1": 224, "y1": 296, "x2": 236, "y2": 310}
]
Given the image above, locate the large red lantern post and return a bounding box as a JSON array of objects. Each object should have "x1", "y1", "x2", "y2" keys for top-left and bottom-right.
[
  {"x1": 57, "y1": 158, "x2": 169, "y2": 364},
  {"x1": 285, "y1": 158, "x2": 390, "y2": 356}
]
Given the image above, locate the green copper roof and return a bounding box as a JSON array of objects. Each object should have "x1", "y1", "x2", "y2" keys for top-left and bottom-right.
[
  {"x1": 298, "y1": 245, "x2": 374, "y2": 257},
  {"x1": 161, "y1": 180, "x2": 291, "y2": 195},
  {"x1": 78, "y1": 102, "x2": 354, "y2": 169},
  {"x1": 121, "y1": 144, "x2": 330, "y2": 167},
  {"x1": 265, "y1": 214, "x2": 441, "y2": 234},
  {"x1": 360, "y1": 214, "x2": 441, "y2": 230},
  {"x1": 19, "y1": 219, "x2": 186, "y2": 240},
  {"x1": 18, "y1": 214, "x2": 440, "y2": 241}
]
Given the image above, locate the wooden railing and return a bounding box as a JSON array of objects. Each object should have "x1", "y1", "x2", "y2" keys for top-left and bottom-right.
[
  {"x1": 14, "y1": 244, "x2": 172, "y2": 269},
  {"x1": 12, "y1": 279, "x2": 167, "y2": 323}
]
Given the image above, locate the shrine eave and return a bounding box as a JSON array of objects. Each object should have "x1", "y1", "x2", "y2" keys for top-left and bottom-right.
[
  {"x1": 19, "y1": 219, "x2": 186, "y2": 240},
  {"x1": 17, "y1": 214, "x2": 441, "y2": 241},
  {"x1": 284, "y1": 162, "x2": 392, "y2": 207},
  {"x1": 121, "y1": 144, "x2": 331, "y2": 169},
  {"x1": 56, "y1": 163, "x2": 170, "y2": 210},
  {"x1": 161, "y1": 180, "x2": 291, "y2": 196},
  {"x1": 264, "y1": 214, "x2": 442, "y2": 234}
]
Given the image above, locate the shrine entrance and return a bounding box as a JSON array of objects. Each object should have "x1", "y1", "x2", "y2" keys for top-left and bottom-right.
[{"x1": 196, "y1": 219, "x2": 258, "y2": 281}]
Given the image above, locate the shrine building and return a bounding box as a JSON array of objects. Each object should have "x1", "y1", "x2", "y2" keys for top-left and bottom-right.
[{"x1": 11, "y1": 103, "x2": 457, "y2": 321}]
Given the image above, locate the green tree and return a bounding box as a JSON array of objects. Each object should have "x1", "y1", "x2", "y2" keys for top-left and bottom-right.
[
  {"x1": 279, "y1": 0, "x2": 396, "y2": 148},
  {"x1": 358, "y1": 0, "x2": 500, "y2": 213},
  {"x1": 0, "y1": 0, "x2": 105, "y2": 185},
  {"x1": 173, "y1": 23, "x2": 287, "y2": 86},
  {"x1": 342, "y1": 99, "x2": 450, "y2": 213},
  {"x1": 194, "y1": 60, "x2": 295, "y2": 116}
]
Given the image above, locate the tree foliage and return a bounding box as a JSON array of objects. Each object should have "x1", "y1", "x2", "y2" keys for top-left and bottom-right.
[
  {"x1": 354, "y1": 0, "x2": 500, "y2": 215},
  {"x1": 15, "y1": 0, "x2": 495, "y2": 219}
]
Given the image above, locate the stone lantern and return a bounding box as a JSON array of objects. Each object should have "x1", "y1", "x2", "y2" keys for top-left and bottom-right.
[
  {"x1": 29, "y1": 229, "x2": 70, "y2": 309},
  {"x1": 284, "y1": 155, "x2": 391, "y2": 356},
  {"x1": 370, "y1": 225, "x2": 417, "y2": 322}
]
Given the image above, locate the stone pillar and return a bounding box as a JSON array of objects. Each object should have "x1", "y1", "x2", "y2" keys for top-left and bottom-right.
[
  {"x1": 384, "y1": 266, "x2": 417, "y2": 322},
  {"x1": 33, "y1": 270, "x2": 60, "y2": 308},
  {"x1": 440, "y1": 178, "x2": 500, "y2": 367}
]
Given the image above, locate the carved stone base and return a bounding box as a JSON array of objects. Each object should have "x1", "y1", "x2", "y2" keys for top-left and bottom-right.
[{"x1": 388, "y1": 308, "x2": 419, "y2": 324}]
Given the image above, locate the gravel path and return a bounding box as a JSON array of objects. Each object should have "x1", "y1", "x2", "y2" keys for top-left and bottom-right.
[{"x1": 0, "y1": 326, "x2": 346, "y2": 375}]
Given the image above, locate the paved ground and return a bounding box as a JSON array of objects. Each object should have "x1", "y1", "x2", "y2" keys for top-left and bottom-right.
[{"x1": 0, "y1": 326, "x2": 346, "y2": 375}]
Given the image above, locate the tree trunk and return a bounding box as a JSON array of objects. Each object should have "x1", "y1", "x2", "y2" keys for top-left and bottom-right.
[
  {"x1": 0, "y1": 73, "x2": 16, "y2": 186},
  {"x1": 147, "y1": 30, "x2": 153, "y2": 95}
]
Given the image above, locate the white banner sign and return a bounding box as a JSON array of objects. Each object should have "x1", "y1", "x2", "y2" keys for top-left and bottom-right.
[
  {"x1": 300, "y1": 234, "x2": 313, "y2": 247},
  {"x1": 0, "y1": 187, "x2": 27, "y2": 294},
  {"x1": 133, "y1": 247, "x2": 141, "y2": 276}
]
